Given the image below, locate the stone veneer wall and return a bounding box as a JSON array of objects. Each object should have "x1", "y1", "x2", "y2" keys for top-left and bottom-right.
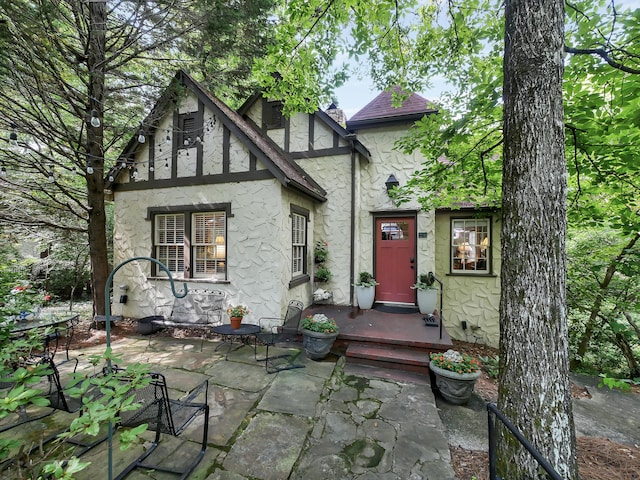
[{"x1": 434, "y1": 212, "x2": 501, "y2": 347}]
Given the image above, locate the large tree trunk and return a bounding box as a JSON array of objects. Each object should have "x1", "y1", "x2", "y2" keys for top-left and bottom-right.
[
  {"x1": 86, "y1": 1, "x2": 109, "y2": 317},
  {"x1": 498, "y1": 0, "x2": 578, "y2": 478}
]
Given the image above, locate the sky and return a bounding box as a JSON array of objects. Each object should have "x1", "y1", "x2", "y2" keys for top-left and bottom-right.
[{"x1": 332, "y1": 0, "x2": 640, "y2": 120}]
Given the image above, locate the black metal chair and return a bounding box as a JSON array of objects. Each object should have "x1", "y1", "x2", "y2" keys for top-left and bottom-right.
[
  {"x1": 0, "y1": 355, "x2": 80, "y2": 433},
  {"x1": 256, "y1": 300, "x2": 305, "y2": 374},
  {"x1": 114, "y1": 369, "x2": 209, "y2": 480}
]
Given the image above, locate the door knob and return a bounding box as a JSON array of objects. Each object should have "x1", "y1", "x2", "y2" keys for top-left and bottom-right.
[{"x1": 410, "y1": 257, "x2": 415, "y2": 263}]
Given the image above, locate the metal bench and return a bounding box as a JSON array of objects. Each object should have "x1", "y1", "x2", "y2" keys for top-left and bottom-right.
[{"x1": 151, "y1": 289, "x2": 225, "y2": 350}]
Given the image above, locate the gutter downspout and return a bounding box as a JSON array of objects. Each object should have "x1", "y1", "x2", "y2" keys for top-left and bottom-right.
[{"x1": 350, "y1": 144, "x2": 356, "y2": 306}]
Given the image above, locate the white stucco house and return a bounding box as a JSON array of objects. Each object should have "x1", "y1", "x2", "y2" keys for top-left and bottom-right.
[{"x1": 108, "y1": 70, "x2": 501, "y2": 347}]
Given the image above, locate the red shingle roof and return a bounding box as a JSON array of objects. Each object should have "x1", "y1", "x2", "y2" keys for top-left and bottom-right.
[{"x1": 348, "y1": 87, "x2": 437, "y2": 126}]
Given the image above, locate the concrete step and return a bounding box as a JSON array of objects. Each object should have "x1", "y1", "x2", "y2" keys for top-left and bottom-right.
[{"x1": 345, "y1": 343, "x2": 431, "y2": 374}]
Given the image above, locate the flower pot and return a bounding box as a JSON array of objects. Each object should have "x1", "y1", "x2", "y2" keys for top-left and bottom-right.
[
  {"x1": 430, "y1": 363, "x2": 481, "y2": 405},
  {"x1": 417, "y1": 288, "x2": 437, "y2": 314},
  {"x1": 302, "y1": 329, "x2": 339, "y2": 360},
  {"x1": 137, "y1": 315, "x2": 164, "y2": 335},
  {"x1": 230, "y1": 316, "x2": 243, "y2": 329},
  {"x1": 356, "y1": 285, "x2": 375, "y2": 309}
]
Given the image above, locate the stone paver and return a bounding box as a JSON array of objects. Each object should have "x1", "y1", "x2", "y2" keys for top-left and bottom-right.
[{"x1": 1, "y1": 336, "x2": 456, "y2": 480}]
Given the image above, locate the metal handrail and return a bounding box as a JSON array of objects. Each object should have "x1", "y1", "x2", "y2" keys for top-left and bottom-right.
[{"x1": 487, "y1": 402, "x2": 563, "y2": 480}]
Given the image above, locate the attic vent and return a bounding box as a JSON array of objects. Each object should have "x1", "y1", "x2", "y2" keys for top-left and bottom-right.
[
  {"x1": 264, "y1": 101, "x2": 285, "y2": 130},
  {"x1": 179, "y1": 114, "x2": 198, "y2": 148}
]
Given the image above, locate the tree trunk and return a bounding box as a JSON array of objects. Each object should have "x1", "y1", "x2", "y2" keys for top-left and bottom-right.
[
  {"x1": 86, "y1": 1, "x2": 109, "y2": 317},
  {"x1": 498, "y1": 0, "x2": 578, "y2": 478}
]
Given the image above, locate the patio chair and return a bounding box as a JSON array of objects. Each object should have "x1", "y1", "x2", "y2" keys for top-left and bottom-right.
[
  {"x1": 0, "y1": 355, "x2": 80, "y2": 433},
  {"x1": 114, "y1": 369, "x2": 210, "y2": 480},
  {"x1": 256, "y1": 300, "x2": 305, "y2": 374}
]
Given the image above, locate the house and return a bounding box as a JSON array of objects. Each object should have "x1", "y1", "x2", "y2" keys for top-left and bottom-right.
[{"x1": 108, "y1": 70, "x2": 501, "y2": 347}]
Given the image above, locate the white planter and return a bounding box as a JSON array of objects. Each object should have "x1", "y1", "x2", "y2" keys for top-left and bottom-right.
[
  {"x1": 417, "y1": 288, "x2": 437, "y2": 314},
  {"x1": 356, "y1": 286, "x2": 375, "y2": 309}
]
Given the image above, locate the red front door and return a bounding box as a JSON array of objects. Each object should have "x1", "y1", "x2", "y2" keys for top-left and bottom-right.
[{"x1": 375, "y1": 217, "x2": 416, "y2": 303}]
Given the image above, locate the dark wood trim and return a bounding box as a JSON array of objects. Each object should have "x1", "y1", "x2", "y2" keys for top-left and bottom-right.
[
  {"x1": 171, "y1": 110, "x2": 178, "y2": 177},
  {"x1": 289, "y1": 147, "x2": 352, "y2": 159},
  {"x1": 333, "y1": 130, "x2": 339, "y2": 149},
  {"x1": 284, "y1": 116, "x2": 290, "y2": 153},
  {"x1": 196, "y1": 101, "x2": 204, "y2": 176},
  {"x1": 222, "y1": 126, "x2": 230, "y2": 174},
  {"x1": 146, "y1": 202, "x2": 233, "y2": 220},
  {"x1": 308, "y1": 116, "x2": 314, "y2": 151},
  {"x1": 149, "y1": 133, "x2": 155, "y2": 181},
  {"x1": 290, "y1": 203, "x2": 310, "y2": 281},
  {"x1": 249, "y1": 152, "x2": 257, "y2": 171},
  {"x1": 289, "y1": 274, "x2": 310, "y2": 289}
]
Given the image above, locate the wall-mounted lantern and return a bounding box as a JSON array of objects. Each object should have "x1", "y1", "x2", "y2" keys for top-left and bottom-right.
[{"x1": 385, "y1": 174, "x2": 399, "y2": 195}]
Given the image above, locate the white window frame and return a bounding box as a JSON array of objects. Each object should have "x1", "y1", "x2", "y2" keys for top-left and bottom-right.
[
  {"x1": 451, "y1": 217, "x2": 490, "y2": 274},
  {"x1": 152, "y1": 207, "x2": 228, "y2": 280},
  {"x1": 154, "y1": 214, "x2": 185, "y2": 275},
  {"x1": 292, "y1": 212, "x2": 306, "y2": 277},
  {"x1": 192, "y1": 212, "x2": 226, "y2": 279}
]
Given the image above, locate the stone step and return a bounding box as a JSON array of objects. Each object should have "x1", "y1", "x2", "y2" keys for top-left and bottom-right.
[{"x1": 345, "y1": 343, "x2": 431, "y2": 374}]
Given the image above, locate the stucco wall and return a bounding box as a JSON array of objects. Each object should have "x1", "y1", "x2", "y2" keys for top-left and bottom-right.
[
  {"x1": 434, "y1": 212, "x2": 501, "y2": 348},
  {"x1": 113, "y1": 179, "x2": 292, "y2": 322},
  {"x1": 351, "y1": 125, "x2": 435, "y2": 299}
]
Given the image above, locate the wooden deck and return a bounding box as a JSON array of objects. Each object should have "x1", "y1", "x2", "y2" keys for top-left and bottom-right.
[{"x1": 302, "y1": 304, "x2": 453, "y2": 375}]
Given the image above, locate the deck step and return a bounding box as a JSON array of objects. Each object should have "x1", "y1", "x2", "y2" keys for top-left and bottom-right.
[{"x1": 345, "y1": 343, "x2": 430, "y2": 374}]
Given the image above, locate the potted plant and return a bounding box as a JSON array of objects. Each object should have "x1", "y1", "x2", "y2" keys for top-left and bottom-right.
[
  {"x1": 429, "y1": 349, "x2": 481, "y2": 405},
  {"x1": 314, "y1": 241, "x2": 328, "y2": 264},
  {"x1": 226, "y1": 305, "x2": 249, "y2": 330},
  {"x1": 354, "y1": 272, "x2": 378, "y2": 309},
  {"x1": 314, "y1": 265, "x2": 332, "y2": 282},
  {"x1": 300, "y1": 313, "x2": 339, "y2": 360},
  {"x1": 411, "y1": 273, "x2": 437, "y2": 314}
]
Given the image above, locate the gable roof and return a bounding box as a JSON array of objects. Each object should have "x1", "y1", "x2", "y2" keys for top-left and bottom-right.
[
  {"x1": 347, "y1": 86, "x2": 438, "y2": 130},
  {"x1": 111, "y1": 70, "x2": 327, "y2": 202},
  {"x1": 237, "y1": 94, "x2": 371, "y2": 162}
]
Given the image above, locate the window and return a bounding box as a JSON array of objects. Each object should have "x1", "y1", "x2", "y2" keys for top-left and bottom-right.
[
  {"x1": 291, "y1": 206, "x2": 308, "y2": 279},
  {"x1": 192, "y1": 212, "x2": 226, "y2": 278},
  {"x1": 264, "y1": 101, "x2": 285, "y2": 130},
  {"x1": 153, "y1": 210, "x2": 226, "y2": 280},
  {"x1": 155, "y1": 214, "x2": 185, "y2": 274},
  {"x1": 451, "y1": 218, "x2": 490, "y2": 273}
]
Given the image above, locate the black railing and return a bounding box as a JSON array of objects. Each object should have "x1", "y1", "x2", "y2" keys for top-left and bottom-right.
[{"x1": 487, "y1": 403, "x2": 563, "y2": 480}]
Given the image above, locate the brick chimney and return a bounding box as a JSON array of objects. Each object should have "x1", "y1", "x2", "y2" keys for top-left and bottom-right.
[{"x1": 325, "y1": 102, "x2": 346, "y2": 127}]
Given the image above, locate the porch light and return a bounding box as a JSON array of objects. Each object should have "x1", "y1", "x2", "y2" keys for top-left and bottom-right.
[{"x1": 385, "y1": 174, "x2": 399, "y2": 195}]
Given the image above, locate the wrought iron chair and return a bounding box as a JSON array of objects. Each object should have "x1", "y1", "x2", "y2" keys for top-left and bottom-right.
[
  {"x1": 0, "y1": 355, "x2": 80, "y2": 433},
  {"x1": 114, "y1": 369, "x2": 209, "y2": 480},
  {"x1": 256, "y1": 300, "x2": 305, "y2": 374}
]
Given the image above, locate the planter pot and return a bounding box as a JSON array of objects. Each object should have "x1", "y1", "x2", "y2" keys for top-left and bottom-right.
[
  {"x1": 430, "y1": 363, "x2": 481, "y2": 405},
  {"x1": 230, "y1": 316, "x2": 243, "y2": 329},
  {"x1": 302, "y1": 329, "x2": 339, "y2": 360},
  {"x1": 417, "y1": 288, "x2": 437, "y2": 314},
  {"x1": 137, "y1": 315, "x2": 164, "y2": 335},
  {"x1": 355, "y1": 286, "x2": 375, "y2": 309}
]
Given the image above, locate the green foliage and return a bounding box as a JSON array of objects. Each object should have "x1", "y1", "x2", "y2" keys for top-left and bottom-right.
[
  {"x1": 598, "y1": 374, "x2": 632, "y2": 392},
  {"x1": 411, "y1": 273, "x2": 435, "y2": 290},
  {"x1": 301, "y1": 313, "x2": 339, "y2": 333},
  {"x1": 314, "y1": 241, "x2": 328, "y2": 263},
  {"x1": 315, "y1": 265, "x2": 332, "y2": 282},
  {"x1": 355, "y1": 272, "x2": 378, "y2": 287},
  {"x1": 480, "y1": 355, "x2": 500, "y2": 379}
]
